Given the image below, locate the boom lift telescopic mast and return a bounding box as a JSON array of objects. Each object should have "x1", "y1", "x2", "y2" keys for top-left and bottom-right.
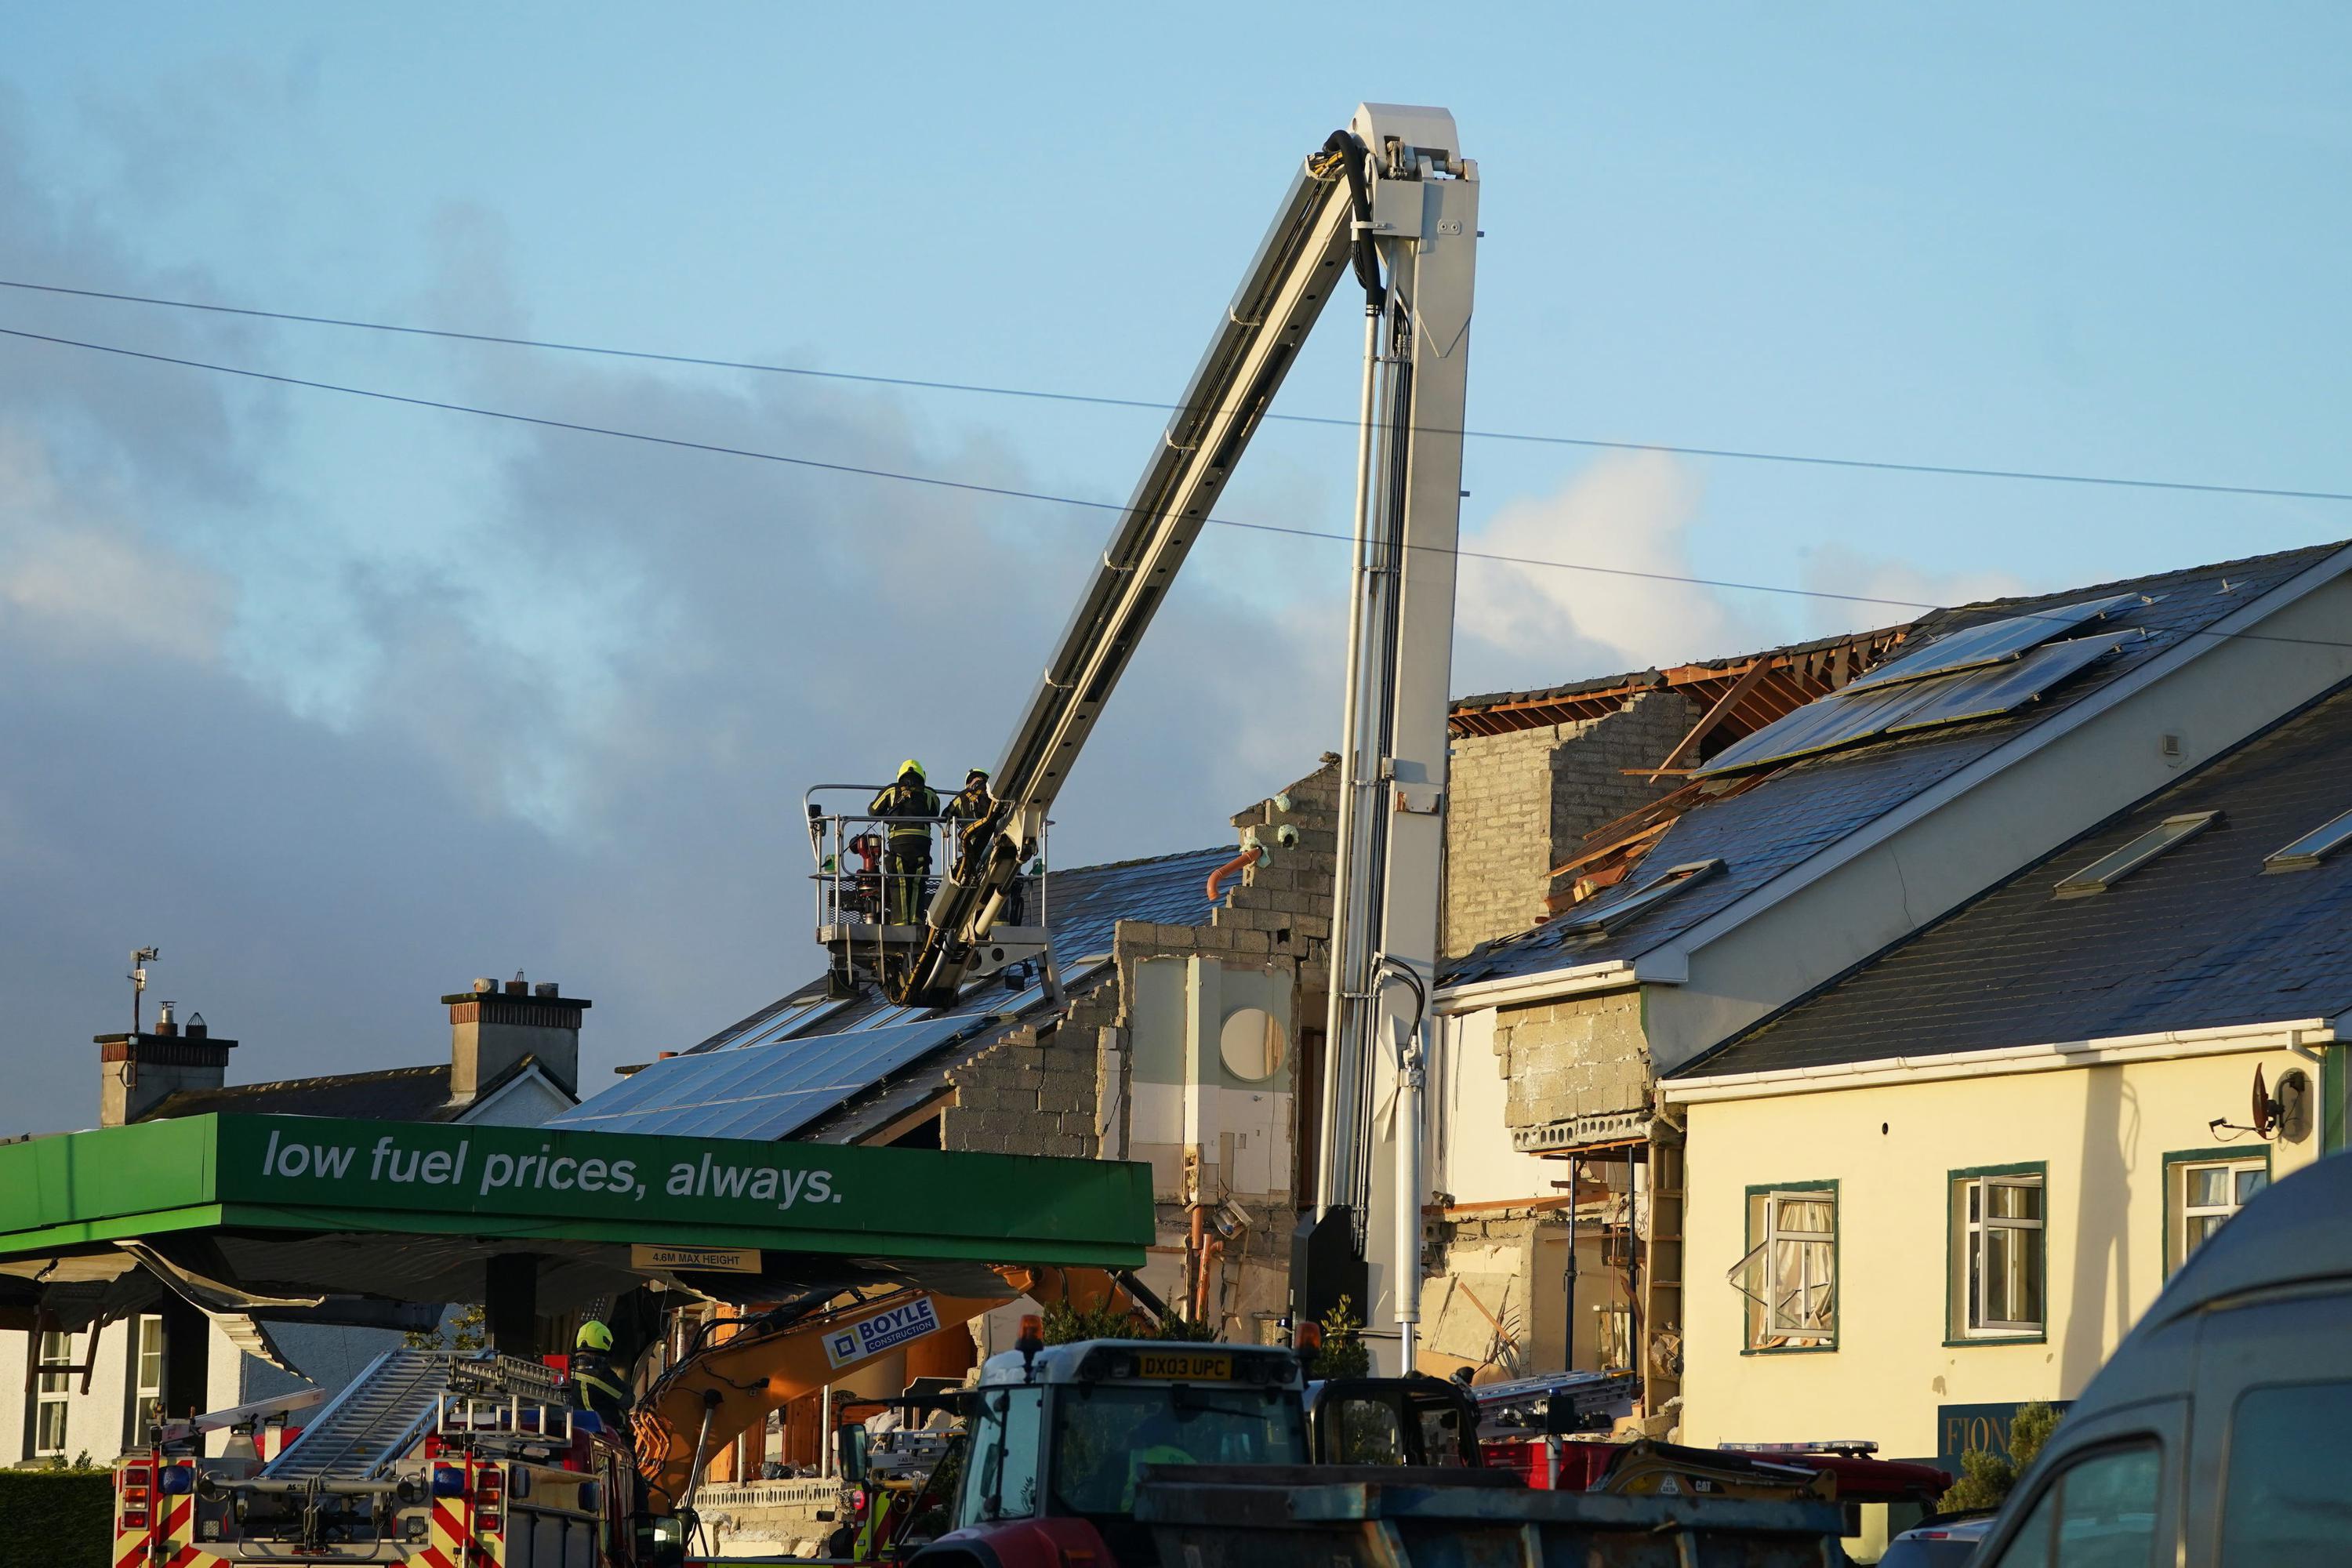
[{"x1": 829, "y1": 104, "x2": 1476, "y2": 1370}]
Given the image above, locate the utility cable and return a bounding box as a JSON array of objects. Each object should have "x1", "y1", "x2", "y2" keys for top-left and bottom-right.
[
  {"x1": 0, "y1": 320, "x2": 1922, "y2": 612},
  {"x1": 4, "y1": 276, "x2": 2349, "y2": 507},
  {"x1": 6, "y1": 318, "x2": 2352, "y2": 657}
]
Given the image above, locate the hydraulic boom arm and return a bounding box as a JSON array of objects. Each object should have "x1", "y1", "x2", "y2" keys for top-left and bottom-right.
[{"x1": 887, "y1": 111, "x2": 1432, "y2": 1007}]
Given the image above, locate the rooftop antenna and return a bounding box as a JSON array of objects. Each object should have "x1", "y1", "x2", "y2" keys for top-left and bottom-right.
[{"x1": 129, "y1": 946, "x2": 159, "y2": 1033}]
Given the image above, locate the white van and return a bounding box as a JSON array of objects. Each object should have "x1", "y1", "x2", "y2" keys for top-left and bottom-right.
[{"x1": 1965, "y1": 1149, "x2": 2350, "y2": 1567}]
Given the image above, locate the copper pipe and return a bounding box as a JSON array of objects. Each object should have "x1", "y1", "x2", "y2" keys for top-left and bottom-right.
[
  {"x1": 1193, "y1": 1236, "x2": 1225, "y2": 1323},
  {"x1": 1205, "y1": 844, "x2": 1263, "y2": 903}
]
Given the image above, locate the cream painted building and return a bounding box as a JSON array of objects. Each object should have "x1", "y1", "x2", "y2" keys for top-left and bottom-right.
[
  {"x1": 1668, "y1": 1027, "x2": 2322, "y2": 1459},
  {"x1": 1662, "y1": 677, "x2": 2352, "y2": 1465},
  {"x1": 1430, "y1": 540, "x2": 2352, "y2": 1410}
]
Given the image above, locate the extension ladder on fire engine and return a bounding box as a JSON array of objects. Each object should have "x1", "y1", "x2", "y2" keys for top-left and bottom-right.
[{"x1": 261, "y1": 1347, "x2": 451, "y2": 1482}]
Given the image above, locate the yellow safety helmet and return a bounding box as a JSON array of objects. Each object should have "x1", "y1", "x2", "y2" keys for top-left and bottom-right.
[
  {"x1": 898, "y1": 759, "x2": 927, "y2": 780},
  {"x1": 965, "y1": 766, "x2": 989, "y2": 783},
  {"x1": 576, "y1": 1319, "x2": 615, "y2": 1352}
]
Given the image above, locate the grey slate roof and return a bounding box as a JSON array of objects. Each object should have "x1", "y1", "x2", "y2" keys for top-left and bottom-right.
[
  {"x1": 141, "y1": 1052, "x2": 564, "y2": 1123},
  {"x1": 143, "y1": 1063, "x2": 457, "y2": 1122},
  {"x1": 1679, "y1": 681, "x2": 2352, "y2": 1078},
  {"x1": 1442, "y1": 540, "x2": 2348, "y2": 989}
]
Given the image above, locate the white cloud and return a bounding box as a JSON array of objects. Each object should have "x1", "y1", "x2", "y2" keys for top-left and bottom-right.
[
  {"x1": 1451, "y1": 451, "x2": 1775, "y2": 693},
  {"x1": 0, "y1": 431, "x2": 232, "y2": 663},
  {"x1": 1794, "y1": 543, "x2": 2033, "y2": 636}
]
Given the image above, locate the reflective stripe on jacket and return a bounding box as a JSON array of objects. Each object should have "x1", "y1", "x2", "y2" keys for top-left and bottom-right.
[{"x1": 869, "y1": 782, "x2": 941, "y2": 843}]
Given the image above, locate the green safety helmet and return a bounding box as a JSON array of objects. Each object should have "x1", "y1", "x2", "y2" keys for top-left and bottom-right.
[
  {"x1": 577, "y1": 1319, "x2": 615, "y2": 1352},
  {"x1": 898, "y1": 758, "x2": 927, "y2": 780}
]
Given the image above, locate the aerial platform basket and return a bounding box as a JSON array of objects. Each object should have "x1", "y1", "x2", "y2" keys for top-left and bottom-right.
[{"x1": 804, "y1": 783, "x2": 1051, "y2": 998}]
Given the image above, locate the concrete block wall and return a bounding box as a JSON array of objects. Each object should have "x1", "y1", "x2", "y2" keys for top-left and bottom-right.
[
  {"x1": 1495, "y1": 989, "x2": 1653, "y2": 1134},
  {"x1": 941, "y1": 976, "x2": 1120, "y2": 1158},
  {"x1": 939, "y1": 750, "x2": 1337, "y2": 1167},
  {"x1": 1443, "y1": 691, "x2": 1698, "y2": 957}
]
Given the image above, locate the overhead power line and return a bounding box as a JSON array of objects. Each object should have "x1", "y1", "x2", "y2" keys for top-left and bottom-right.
[
  {"x1": 4, "y1": 276, "x2": 2349, "y2": 506},
  {"x1": 5, "y1": 318, "x2": 2351, "y2": 659},
  {"x1": 0, "y1": 320, "x2": 1925, "y2": 613}
]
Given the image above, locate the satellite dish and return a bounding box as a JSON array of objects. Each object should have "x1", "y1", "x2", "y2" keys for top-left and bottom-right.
[{"x1": 2252, "y1": 1065, "x2": 2275, "y2": 1138}]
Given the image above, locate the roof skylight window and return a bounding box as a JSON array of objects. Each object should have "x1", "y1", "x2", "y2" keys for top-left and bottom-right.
[
  {"x1": 2053, "y1": 811, "x2": 2220, "y2": 898},
  {"x1": 2263, "y1": 809, "x2": 2352, "y2": 873},
  {"x1": 1558, "y1": 858, "x2": 1725, "y2": 937}
]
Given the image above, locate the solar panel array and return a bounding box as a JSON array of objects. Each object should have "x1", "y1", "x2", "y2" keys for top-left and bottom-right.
[
  {"x1": 547, "y1": 1013, "x2": 1001, "y2": 1141},
  {"x1": 1838, "y1": 593, "x2": 2147, "y2": 695},
  {"x1": 1700, "y1": 632, "x2": 2132, "y2": 777}
]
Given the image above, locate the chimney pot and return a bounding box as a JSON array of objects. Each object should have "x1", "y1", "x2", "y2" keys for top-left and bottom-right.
[
  {"x1": 155, "y1": 1000, "x2": 178, "y2": 1036},
  {"x1": 187, "y1": 1013, "x2": 208, "y2": 1040},
  {"x1": 533, "y1": 982, "x2": 558, "y2": 999},
  {"x1": 504, "y1": 977, "x2": 528, "y2": 996},
  {"x1": 472, "y1": 977, "x2": 495, "y2": 995}
]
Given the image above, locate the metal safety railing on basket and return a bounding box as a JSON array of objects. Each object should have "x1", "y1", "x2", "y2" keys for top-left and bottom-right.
[{"x1": 801, "y1": 784, "x2": 1047, "y2": 952}]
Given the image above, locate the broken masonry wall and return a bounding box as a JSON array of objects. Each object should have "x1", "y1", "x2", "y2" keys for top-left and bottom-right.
[
  {"x1": 1443, "y1": 691, "x2": 1698, "y2": 958},
  {"x1": 1494, "y1": 988, "x2": 1655, "y2": 1138}
]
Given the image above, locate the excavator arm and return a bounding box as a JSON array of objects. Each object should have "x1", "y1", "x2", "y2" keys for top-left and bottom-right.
[{"x1": 633, "y1": 1265, "x2": 1149, "y2": 1512}]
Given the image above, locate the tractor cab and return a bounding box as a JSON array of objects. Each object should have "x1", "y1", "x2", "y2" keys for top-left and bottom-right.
[
  {"x1": 1305, "y1": 1374, "x2": 1486, "y2": 1468},
  {"x1": 917, "y1": 1337, "x2": 1307, "y2": 1567}
]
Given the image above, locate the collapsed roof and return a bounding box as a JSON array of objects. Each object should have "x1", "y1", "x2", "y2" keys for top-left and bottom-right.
[{"x1": 1444, "y1": 540, "x2": 2349, "y2": 989}]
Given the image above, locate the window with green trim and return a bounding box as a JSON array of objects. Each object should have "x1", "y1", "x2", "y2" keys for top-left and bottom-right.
[
  {"x1": 1951, "y1": 1171, "x2": 2045, "y2": 1338},
  {"x1": 1730, "y1": 1186, "x2": 1837, "y2": 1350},
  {"x1": 2169, "y1": 1157, "x2": 2267, "y2": 1273}
]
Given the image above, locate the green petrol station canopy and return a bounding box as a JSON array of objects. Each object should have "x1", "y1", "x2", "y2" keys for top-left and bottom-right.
[{"x1": 0, "y1": 1114, "x2": 1152, "y2": 1322}]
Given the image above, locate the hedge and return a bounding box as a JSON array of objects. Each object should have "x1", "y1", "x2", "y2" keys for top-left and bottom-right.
[{"x1": 0, "y1": 1468, "x2": 113, "y2": 1567}]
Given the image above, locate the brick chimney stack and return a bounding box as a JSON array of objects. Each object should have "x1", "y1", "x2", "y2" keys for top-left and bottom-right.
[
  {"x1": 444, "y1": 974, "x2": 588, "y2": 1101},
  {"x1": 96, "y1": 1002, "x2": 238, "y2": 1127}
]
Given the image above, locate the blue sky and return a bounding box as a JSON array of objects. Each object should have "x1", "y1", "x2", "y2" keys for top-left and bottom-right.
[{"x1": 3, "y1": 4, "x2": 2347, "y2": 1128}]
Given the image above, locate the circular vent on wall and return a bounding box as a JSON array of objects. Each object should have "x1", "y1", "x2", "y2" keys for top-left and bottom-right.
[{"x1": 1219, "y1": 1007, "x2": 1286, "y2": 1082}]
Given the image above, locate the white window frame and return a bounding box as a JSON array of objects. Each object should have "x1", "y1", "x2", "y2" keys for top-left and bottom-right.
[
  {"x1": 32, "y1": 1329, "x2": 74, "y2": 1458},
  {"x1": 129, "y1": 1315, "x2": 165, "y2": 1443},
  {"x1": 1955, "y1": 1171, "x2": 2045, "y2": 1339},
  {"x1": 1730, "y1": 1185, "x2": 1837, "y2": 1350},
  {"x1": 2172, "y1": 1157, "x2": 2267, "y2": 1272}
]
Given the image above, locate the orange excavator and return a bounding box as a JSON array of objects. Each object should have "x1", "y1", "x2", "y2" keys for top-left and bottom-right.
[{"x1": 627, "y1": 1265, "x2": 1154, "y2": 1521}]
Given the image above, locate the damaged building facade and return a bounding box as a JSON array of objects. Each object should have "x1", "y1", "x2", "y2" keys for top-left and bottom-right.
[{"x1": 1436, "y1": 539, "x2": 2352, "y2": 1425}]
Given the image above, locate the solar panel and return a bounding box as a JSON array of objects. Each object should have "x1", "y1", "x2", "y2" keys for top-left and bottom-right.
[
  {"x1": 1700, "y1": 633, "x2": 2129, "y2": 776},
  {"x1": 1882, "y1": 633, "x2": 2129, "y2": 733},
  {"x1": 1839, "y1": 593, "x2": 2146, "y2": 695},
  {"x1": 1696, "y1": 678, "x2": 1959, "y2": 775},
  {"x1": 548, "y1": 1014, "x2": 995, "y2": 1141}
]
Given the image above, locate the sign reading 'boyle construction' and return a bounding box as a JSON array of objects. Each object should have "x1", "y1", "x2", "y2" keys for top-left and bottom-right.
[{"x1": 824, "y1": 1298, "x2": 943, "y2": 1368}]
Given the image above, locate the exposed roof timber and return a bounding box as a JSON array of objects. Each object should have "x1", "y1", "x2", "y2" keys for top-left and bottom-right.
[
  {"x1": 1648, "y1": 659, "x2": 1774, "y2": 779},
  {"x1": 1448, "y1": 627, "x2": 1908, "y2": 742}
]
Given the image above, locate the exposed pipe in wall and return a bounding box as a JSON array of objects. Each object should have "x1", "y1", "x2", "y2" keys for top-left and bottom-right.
[
  {"x1": 1193, "y1": 1235, "x2": 1225, "y2": 1323},
  {"x1": 1205, "y1": 844, "x2": 1262, "y2": 904}
]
